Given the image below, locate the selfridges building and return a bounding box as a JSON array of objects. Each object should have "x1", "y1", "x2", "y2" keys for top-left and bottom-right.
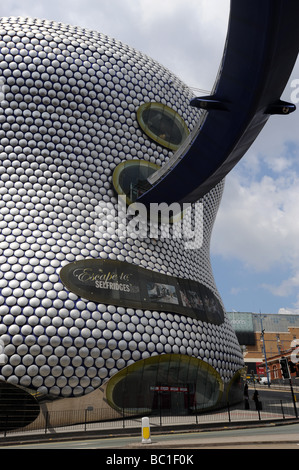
[{"x1": 0, "y1": 17, "x2": 244, "y2": 429}]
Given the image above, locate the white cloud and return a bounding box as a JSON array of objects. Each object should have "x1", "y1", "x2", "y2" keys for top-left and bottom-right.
[
  {"x1": 262, "y1": 273, "x2": 299, "y2": 297},
  {"x1": 230, "y1": 286, "x2": 248, "y2": 296},
  {"x1": 212, "y1": 165, "x2": 299, "y2": 270},
  {"x1": 76, "y1": 0, "x2": 230, "y2": 89},
  {"x1": 278, "y1": 308, "x2": 299, "y2": 315}
]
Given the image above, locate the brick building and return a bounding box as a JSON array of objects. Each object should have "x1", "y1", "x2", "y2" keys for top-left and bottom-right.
[{"x1": 227, "y1": 312, "x2": 299, "y2": 382}]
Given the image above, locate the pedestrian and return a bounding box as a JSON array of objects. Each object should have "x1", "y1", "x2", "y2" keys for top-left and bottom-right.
[
  {"x1": 244, "y1": 383, "x2": 250, "y2": 410},
  {"x1": 252, "y1": 389, "x2": 262, "y2": 410}
]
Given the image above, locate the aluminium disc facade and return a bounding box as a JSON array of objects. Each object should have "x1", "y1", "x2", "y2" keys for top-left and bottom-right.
[{"x1": 0, "y1": 17, "x2": 243, "y2": 412}]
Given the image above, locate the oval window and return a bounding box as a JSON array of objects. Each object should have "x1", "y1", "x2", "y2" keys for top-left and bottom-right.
[
  {"x1": 137, "y1": 102, "x2": 189, "y2": 151},
  {"x1": 112, "y1": 159, "x2": 160, "y2": 204}
]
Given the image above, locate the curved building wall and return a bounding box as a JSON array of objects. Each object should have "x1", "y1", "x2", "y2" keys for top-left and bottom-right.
[{"x1": 0, "y1": 17, "x2": 243, "y2": 418}]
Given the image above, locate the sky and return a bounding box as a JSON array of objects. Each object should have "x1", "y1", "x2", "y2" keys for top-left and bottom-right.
[{"x1": 1, "y1": 0, "x2": 299, "y2": 315}]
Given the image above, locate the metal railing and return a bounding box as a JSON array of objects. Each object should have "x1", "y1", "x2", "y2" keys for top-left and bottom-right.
[{"x1": 0, "y1": 397, "x2": 298, "y2": 440}]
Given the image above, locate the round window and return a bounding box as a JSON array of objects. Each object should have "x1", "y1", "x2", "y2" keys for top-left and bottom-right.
[
  {"x1": 137, "y1": 102, "x2": 189, "y2": 151},
  {"x1": 112, "y1": 159, "x2": 160, "y2": 204}
]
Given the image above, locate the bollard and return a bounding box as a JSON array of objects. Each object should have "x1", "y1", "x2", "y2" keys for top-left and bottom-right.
[{"x1": 142, "y1": 417, "x2": 151, "y2": 444}]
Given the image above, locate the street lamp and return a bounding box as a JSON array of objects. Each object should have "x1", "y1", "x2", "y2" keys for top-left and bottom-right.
[{"x1": 256, "y1": 312, "x2": 271, "y2": 387}]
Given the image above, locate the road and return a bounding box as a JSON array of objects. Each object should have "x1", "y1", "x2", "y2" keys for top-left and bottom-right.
[
  {"x1": 250, "y1": 385, "x2": 297, "y2": 401},
  {"x1": 0, "y1": 385, "x2": 297, "y2": 452},
  {"x1": 1, "y1": 421, "x2": 299, "y2": 450}
]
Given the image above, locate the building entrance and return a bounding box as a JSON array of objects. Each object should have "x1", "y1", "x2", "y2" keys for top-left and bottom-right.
[
  {"x1": 106, "y1": 353, "x2": 223, "y2": 416},
  {"x1": 151, "y1": 385, "x2": 195, "y2": 414}
]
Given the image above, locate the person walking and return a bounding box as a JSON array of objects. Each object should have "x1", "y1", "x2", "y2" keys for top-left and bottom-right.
[
  {"x1": 252, "y1": 389, "x2": 262, "y2": 410},
  {"x1": 244, "y1": 383, "x2": 250, "y2": 410}
]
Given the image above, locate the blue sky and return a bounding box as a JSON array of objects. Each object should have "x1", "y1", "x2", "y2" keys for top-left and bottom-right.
[
  {"x1": 211, "y1": 119, "x2": 299, "y2": 314},
  {"x1": 1, "y1": 0, "x2": 299, "y2": 315}
]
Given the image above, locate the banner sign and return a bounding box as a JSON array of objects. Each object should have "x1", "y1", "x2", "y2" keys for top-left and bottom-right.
[
  {"x1": 60, "y1": 259, "x2": 224, "y2": 325},
  {"x1": 150, "y1": 386, "x2": 188, "y2": 393},
  {"x1": 256, "y1": 363, "x2": 265, "y2": 375}
]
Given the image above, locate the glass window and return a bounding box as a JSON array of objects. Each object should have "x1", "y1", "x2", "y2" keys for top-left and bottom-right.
[
  {"x1": 106, "y1": 354, "x2": 223, "y2": 415},
  {"x1": 137, "y1": 102, "x2": 189, "y2": 151},
  {"x1": 112, "y1": 159, "x2": 160, "y2": 204}
]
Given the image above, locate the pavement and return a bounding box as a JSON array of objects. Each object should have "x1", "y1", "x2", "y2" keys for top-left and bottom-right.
[
  {"x1": 130, "y1": 423, "x2": 299, "y2": 449},
  {"x1": 1, "y1": 415, "x2": 299, "y2": 449},
  {"x1": 0, "y1": 385, "x2": 298, "y2": 449}
]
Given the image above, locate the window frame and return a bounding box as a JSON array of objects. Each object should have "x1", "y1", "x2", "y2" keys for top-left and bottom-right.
[{"x1": 137, "y1": 102, "x2": 189, "y2": 151}]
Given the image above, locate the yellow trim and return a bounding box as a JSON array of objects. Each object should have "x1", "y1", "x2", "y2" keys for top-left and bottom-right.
[
  {"x1": 112, "y1": 159, "x2": 160, "y2": 205},
  {"x1": 137, "y1": 102, "x2": 189, "y2": 151},
  {"x1": 105, "y1": 353, "x2": 223, "y2": 414},
  {"x1": 112, "y1": 159, "x2": 185, "y2": 223}
]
